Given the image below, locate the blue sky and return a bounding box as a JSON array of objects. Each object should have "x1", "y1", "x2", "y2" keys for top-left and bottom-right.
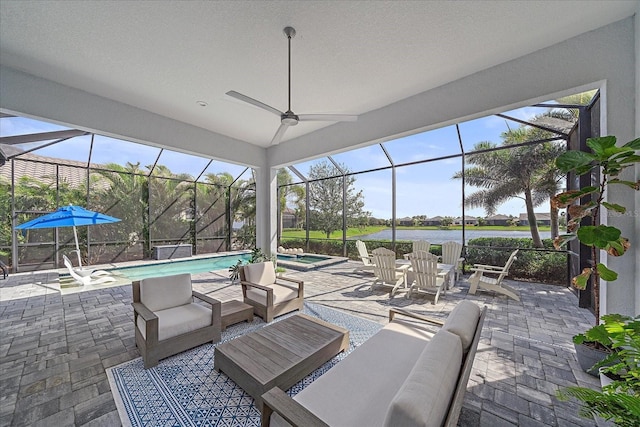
[
  {"x1": 289, "y1": 105, "x2": 550, "y2": 218},
  {"x1": 1, "y1": 104, "x2": 558, "y2": 220}
]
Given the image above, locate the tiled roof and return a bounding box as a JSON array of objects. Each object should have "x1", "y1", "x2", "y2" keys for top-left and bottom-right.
[
  {"x1": 0, "y1": 144, "x2": 104, "y2": 189},
  {"x1": 519, "y1": 212, "x2": 551, "y2": 221}
]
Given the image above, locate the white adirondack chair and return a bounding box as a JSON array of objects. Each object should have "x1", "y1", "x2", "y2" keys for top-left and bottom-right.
[
  {"x1": 371, "y1": 247, "x2": 410, "y2": 297},
  {"x1": 403, "y1": 240, "x2": 432, "y2": 260},
  {"x1": 441, "y1": 241, "x2": 464, "y2": 284},
  {"x1": 354, "y1": 240, "x2": 375, "y2": 273},
  {"x1": 407, "y1": 250, "x2": 446, "y2": 304},
  {"x1": 413, "y1": 240, "x2": 431, "y2": 253},
  {"x1": 468, "y1": 249, "x2": 520, "y2": 301}
]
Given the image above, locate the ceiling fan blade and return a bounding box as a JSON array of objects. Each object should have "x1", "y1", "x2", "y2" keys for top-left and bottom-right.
[
  {"x1": 298, "y1": 114, "x2": 358, "y2": 122},
  {"x1": 270, "y1": 123, "x2": 290, "y2": 145},
  {"x1": 226, "y1": 91, "x2": 283, "y2": 117}
]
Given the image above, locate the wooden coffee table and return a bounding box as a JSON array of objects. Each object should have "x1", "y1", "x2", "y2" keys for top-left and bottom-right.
[{"x1": 214, "y1": 313, "x2": 349, "y2": 409}]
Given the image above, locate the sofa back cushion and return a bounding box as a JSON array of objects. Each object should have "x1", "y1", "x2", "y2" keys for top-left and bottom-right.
[
  {"x1": 443, "y1": 300, "x2": 480, "y2": 351},
  {"x1": 243, "y1": 262, "x2": 276, "y2": 286},
  {"x1": 139, "y1": 273, "x2": 193, "y2": 312},
  {"x1": 384, "y1": 329, "x2": 463, "y2": 427}
]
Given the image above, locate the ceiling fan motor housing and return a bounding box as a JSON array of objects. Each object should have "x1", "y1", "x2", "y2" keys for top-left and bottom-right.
[{"x1": 282, "y1": 111, "x2": 299, "y2": 125}]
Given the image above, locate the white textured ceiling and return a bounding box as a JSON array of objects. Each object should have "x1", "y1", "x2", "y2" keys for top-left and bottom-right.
[{"x1": 0, "y1": 1, "x2": 636, "y2": 147}]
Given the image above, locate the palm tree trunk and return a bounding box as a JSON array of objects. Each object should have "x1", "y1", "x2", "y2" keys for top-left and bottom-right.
[
  {"x1": 550, "y1": 199, "x2": 559, "y2": 239},
  {"x1": 524, "y1": 187, "x2": 544, "y2": 248}
]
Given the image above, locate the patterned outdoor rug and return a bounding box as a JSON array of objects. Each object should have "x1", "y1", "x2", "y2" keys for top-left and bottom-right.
[{"x1": 107, "y1": 302, "x2": 383, "y2": 427}]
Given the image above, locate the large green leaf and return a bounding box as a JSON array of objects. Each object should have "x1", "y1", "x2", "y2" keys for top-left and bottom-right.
[
  {"x1": 622, "y1": 137, "x2": 640, "y2": 149},
  {"x1": 583, "y1": 324, "x2": 611, "y2": 345},
  {"x1": 577, "y1": 225, "x2": 621, "y2": 248},
  {"x1": 572, "y1": 268, "x2": 591, "y2": 290},
  {"x1": 605, "y1": 236, "x2": 630, "y2": 256},
  {"x1": 602, "y1": 202, "x2": 626, "y2": 213},
  {"x1": 586, "y1": 136, "x2": 617, "y2": 155},
  {"x1": 596, "y1": 263, "x2": 618, "y2": 281},
  {"x1": 551, "y1": 187, "x2": 598, "y2": 208},
  {"x1": 556, "y1": 151, "x2": 595, "y2": 174},
  {"x1": 609, "y1": 179, "x2": 640, "y2": 190}
]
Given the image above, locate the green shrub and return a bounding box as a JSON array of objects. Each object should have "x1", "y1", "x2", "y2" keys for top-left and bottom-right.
[{"x1": 467, "y1": 237, "x2": 567, "y2": 284}]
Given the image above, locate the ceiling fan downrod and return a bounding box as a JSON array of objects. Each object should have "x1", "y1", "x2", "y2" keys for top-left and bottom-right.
[{"x1": 284, "y1": 26, "x2": 296, "y2": 115}]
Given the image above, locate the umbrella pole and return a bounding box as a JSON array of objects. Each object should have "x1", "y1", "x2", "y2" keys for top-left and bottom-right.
[{"x1": 73, "y1": 226, "x2": 82, "y2": 268}]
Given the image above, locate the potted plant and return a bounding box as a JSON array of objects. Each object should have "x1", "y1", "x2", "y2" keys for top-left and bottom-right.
[
  {"x1": 552, "y1": 134, "x2": 638, "y2": 341},
  {"x1": 557, "y1": 314, "x2": 640, "y2": 426},
  {"x1": 552, "y1": 135, "x2": 639, "y2": 422},
  {"x1": 552, "y1": 135, "x2": 639, "y2": 318}
]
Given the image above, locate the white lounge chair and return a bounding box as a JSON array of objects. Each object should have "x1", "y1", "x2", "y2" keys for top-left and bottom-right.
[
  {"x1": 354, "y1": 240, "x2": 375, "y2": 273},
  {"x1": 63, "y1": 254, "x2": 116, "y2": 286},
  {"x1": 407, "y1": 250, "x2": 446, "y2": 304},
  {"x1": 441, "y1": 241, "x2": 464, "y2": 285},
  {"x1": 371, "y1": 247, "x2": 410, "y2": 297},
  {"x1": 468, "y1": 249, "x2": 520, "y2": 301}
]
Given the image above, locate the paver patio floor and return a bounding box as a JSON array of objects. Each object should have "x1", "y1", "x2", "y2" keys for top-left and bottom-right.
[{"x1": 0, "y1": 260, "x2": 600, "y2": 426}]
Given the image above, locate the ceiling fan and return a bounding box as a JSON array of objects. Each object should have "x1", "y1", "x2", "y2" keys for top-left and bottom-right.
[{"x1": 226, "y1": 26, "x2": 358, "y2": 145}]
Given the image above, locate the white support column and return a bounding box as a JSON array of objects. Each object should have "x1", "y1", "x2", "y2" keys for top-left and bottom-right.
[{"x1": 255, "y1": 166, "x2": 278, "y2": 257}]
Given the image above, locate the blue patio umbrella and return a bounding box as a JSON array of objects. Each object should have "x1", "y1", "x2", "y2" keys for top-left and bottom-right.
[{"x1": 15, "y1": 205, "x2": 121, "y2": 268}]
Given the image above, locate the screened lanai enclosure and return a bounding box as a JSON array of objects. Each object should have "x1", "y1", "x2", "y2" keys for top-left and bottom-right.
[{"x1": 0, "y1": 90, "x2": 600, "y2": 305}]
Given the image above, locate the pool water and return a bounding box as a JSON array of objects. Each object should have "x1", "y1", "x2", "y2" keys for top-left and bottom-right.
[
  {"x1": 111, "y1": 253, "x2": 251, "y2": 281},
  {"x1": 277, "y1": 254, "x2": 331, "y2": 264}
]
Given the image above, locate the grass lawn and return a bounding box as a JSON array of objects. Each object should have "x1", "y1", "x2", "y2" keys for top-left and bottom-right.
[{"x1": 280, "y1": 225, "x2": 550, "y2": 239}]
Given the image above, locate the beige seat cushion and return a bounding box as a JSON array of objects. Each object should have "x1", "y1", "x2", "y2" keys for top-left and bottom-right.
[
  {"x1": 245, "y1": 283, "x2": 298, "y2": 306},
  {"x1": 384, "y1": 329, "x2": 463, "y2": 427},
  {"x1": 137, "y1": 303, "x2": 212, "y2": 341},
  {"x1": 243, "y1": 262, "x2": 276, "y2": 285},
  {"x1": 271, "y1": 324, "x2": 432, "y2": 427},
  {"x1": 139, "y1": 273, "x2": 193, "y2": 312},
  {"x1": 442, "y1": 300, "x2": 480, "y2": 351}
]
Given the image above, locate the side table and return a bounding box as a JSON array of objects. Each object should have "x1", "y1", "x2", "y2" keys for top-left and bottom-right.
[{"x1": 221, "y1": 300, "x2": 254, "y2": 330}]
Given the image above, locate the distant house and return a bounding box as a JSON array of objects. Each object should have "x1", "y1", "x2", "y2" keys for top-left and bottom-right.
[
  {"x1": 282, "y1": 209, "x2": 299, "y2": 229},
  {"x1": 398, "y1": 216, "x2": 414, "y2": 226},
  {"x1": 486, "y1": 214, "x2": 512, "y2": 226},
  {"x1": 423, "y1": 216, "x2": 443, "y2": 226},
  {"x1": 518, "y1": 212, "x2": 551, "y2": 226},
  {"x1": 453, "y1": 216, "x2": 478, "y2": 226}
]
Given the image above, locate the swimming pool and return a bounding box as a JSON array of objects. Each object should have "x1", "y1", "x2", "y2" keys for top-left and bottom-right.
[{"x1": 110, "y1": 253, "x2": 251, "y2": 281}]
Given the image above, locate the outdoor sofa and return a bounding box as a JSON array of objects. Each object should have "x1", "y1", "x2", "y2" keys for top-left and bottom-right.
[{"x1": 262, "y1": 300, "x2": 486, "y2": 427}]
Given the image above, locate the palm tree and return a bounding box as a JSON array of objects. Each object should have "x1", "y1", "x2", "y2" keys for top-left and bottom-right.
[
  {"x1": 90, "y1": 162, "x2": 149, "y2": 257},
  {"x1": 454, "y1": 108, "x2": 577, "y2": 247},
  {"x1": 454, "y1": 130, "x2": 565, "y2": 248}
]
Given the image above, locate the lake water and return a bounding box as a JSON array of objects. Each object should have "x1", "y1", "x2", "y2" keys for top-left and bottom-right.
[{"x1": 353, "y1": 229, "x2": 551, "y2": 244}]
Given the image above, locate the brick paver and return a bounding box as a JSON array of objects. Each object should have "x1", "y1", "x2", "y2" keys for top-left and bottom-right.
[{"x1": 0, "y1": 262, "x2": 599, "y2": 426}]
